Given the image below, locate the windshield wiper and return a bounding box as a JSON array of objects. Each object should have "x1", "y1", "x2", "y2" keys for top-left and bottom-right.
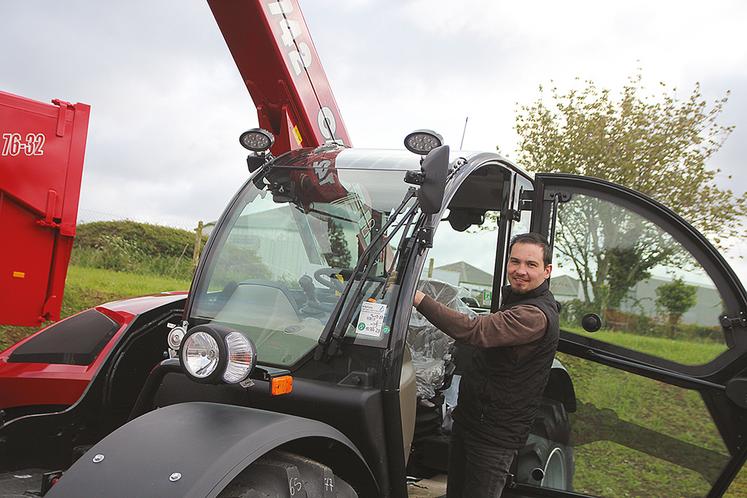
[{"x1": 315, "y1": 187, "x2": 418, "y2": 359}]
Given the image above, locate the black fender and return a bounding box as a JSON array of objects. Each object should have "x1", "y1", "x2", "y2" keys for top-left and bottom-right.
[
  {"x1": 544, "y1": 358, "x2": 577, "y2": 412},
  {"x1": 47, "y1": 402, "x2": 378, "y2": 498}
]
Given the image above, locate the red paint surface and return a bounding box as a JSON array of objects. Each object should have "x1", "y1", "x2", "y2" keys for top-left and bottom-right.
[
  {"x1": 208, "y1": 0, "x2": 351, "y2": 154},
  {"x1": 0, "y1": 293, "x2": 186, "y2": 410},
  {"x1": 0, "y1": 91, "x2": 90, "y2": 326}
]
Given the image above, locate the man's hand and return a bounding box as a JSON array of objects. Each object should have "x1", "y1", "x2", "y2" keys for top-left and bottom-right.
[{"x1": 414, "y1": 290, "x2": 426, "y2": 307}]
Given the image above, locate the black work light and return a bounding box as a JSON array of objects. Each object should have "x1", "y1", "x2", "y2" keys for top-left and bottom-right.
[
  {"x1": 404, "y1": 129, "x2": 444, "y2": 155},
  {"x1": 239, "y1": 128, "x2": 275, "y2": 152}
]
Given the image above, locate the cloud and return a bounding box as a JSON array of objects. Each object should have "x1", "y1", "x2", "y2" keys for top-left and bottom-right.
[{"x1": 2, "y1": 0, "x2": 745, "y2": 284}]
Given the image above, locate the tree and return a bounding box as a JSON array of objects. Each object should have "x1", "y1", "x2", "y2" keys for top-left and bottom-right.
[
  {"x1": 656, "y1": 278, "x2": 697, "y2": 337},
  {"x1": 323, "y1": 220, "x2": 351, "y2": 268},
  {"x1": 515, "y1": 71, "x2": 745, "y2": 246},
  {"x1": 512, "y1": 72, "x2": 746, "y2": 314}
]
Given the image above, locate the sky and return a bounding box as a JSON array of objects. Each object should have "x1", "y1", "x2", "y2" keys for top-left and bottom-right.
[{"x1": 1, "y1": 0, "x2": 746, "y2": 284}]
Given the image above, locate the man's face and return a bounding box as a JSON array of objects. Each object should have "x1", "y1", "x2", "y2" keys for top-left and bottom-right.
[{"x1": 507, "y1": 242, "x2": 552, "y2": 293}]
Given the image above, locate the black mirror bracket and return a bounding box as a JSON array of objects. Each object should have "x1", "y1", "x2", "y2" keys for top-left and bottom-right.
[
  {"x1": 415, "y1": 226, "x2": 435, "y2": 249},
  {"x1": 247, "y1": 152, "x2": 273, "y2": 173},
  {"x1": 404, "y1": 170, "x2": 425, "y2": 185}
]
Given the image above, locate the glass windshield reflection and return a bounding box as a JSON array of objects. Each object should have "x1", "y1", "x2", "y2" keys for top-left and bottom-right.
[{"x1": 191, "y1": 152, "x2": 414, "y2": 367}]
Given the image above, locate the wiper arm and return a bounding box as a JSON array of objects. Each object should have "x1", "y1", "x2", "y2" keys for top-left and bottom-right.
[
  {"x1": 315, "y1": 187, "x2": 417, "y2": 359},
  {"x1": 328, "y1": 206, "x2": 419, "y2": 347}
]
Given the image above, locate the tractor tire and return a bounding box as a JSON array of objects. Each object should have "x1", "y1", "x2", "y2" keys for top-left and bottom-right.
[
  {"x1": 218, "y1": 450, "x2": 358, "y2": 498},
  {"x1": 515, "y1": 399, "x2": 574, "y2": 492}
]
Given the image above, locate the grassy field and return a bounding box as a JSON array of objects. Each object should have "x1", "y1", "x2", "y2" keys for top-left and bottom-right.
[
  {"x1": 0, "y1": 265, "x2": 190, "y2": 351},
  {"x1": 556, "y1": 328, "x2": 745, "y2": 497},
  {"x1": 564, "y1": 325, "x2": 728, "y2": 365}
]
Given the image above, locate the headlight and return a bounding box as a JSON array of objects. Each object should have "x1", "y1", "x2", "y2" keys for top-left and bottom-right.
[
  {"x1": 179, "y1": 325, "x2": 257, "y2": 384},
  {"x1": 223, "y1": 332, "x2": 257, "y2": 383}
]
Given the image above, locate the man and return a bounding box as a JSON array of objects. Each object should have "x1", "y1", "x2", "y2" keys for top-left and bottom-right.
[{"x1": 414, "y1": 232, "x2": 560, "y2": 498}]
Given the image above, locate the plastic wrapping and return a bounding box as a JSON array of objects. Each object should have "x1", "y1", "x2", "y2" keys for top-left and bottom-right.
[{"x1": 407, "y1": 279, "x2": 477, "y2": 399}]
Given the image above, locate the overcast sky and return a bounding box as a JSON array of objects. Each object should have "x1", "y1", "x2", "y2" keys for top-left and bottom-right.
[{"x1": 2, "y1": 0, "x2": 746, "y2": 283}]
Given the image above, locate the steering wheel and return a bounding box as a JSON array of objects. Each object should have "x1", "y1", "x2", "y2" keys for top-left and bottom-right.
[{"x1": 314, "y1": 267, "x2": 346, "y2": 292}]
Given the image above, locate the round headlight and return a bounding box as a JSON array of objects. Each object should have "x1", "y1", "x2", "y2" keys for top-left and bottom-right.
[
  {"x1": 239, "y1": 128, "x2": 275, "y2": 152},
  {"x1": 179, "y1": 325, "x2": 257, "y2": 384},
  {"x1": 404, "y1": 129, "x2": 443, "y2": 155},
  {"x1": 223, "y1": 332, "x2": 257, "y2": 384},
  {"x1": 181, "y1": 331, "x2": 221, "y2": 379}
]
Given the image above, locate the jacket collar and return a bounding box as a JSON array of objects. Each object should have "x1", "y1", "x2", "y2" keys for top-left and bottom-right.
[{"x1": 501, "y1": 279, "x2": 550, "y2": 306}]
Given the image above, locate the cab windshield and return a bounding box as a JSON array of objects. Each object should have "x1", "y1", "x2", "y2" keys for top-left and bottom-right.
[{"x1": 190, "y1": 148, "x2": 417, "y2": 367}]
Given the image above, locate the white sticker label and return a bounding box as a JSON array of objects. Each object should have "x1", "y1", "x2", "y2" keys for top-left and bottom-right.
[{"x1": 356, "y1": 302, "x2": 387, "y2": 338}]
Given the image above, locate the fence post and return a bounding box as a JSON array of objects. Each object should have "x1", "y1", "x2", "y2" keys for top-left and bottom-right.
[{"x1": 193, "y1": 221, "x2": 203, "y2": 268}]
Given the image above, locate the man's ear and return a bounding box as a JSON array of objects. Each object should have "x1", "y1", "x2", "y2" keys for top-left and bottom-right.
[{"x1": 544, "y1": 264, "x2": 552, "y2": 280}]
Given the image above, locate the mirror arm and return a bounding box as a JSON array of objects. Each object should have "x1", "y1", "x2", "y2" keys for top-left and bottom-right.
[{"x1": 404, "y1": 170, "x2": 425, "y2": 185}]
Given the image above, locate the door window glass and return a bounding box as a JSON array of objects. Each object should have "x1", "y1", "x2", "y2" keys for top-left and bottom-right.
[
  {"x1": 424, "y1": 210, "x2": 500, "y2": 309},
  {"x1": 550, "y1": 352, "x2": 730, "y2": 497},
  {"x1": 725, "y1": 466, "x2": 747, "y2": 497},
  {"x1": 550, "y1": 193, "x2": 728, "y2": 365}
]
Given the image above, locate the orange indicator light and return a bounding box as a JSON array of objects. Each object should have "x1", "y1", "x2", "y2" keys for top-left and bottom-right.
[{"x1": 270, "y1": 375, "x2": 293, "y2": 396}]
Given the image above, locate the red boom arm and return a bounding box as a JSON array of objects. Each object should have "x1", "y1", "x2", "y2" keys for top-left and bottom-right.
[{"x1": 208, "y1": 0, "x2": 352, "y2": 155}]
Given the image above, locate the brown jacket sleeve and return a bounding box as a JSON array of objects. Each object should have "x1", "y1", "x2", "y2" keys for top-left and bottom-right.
[{"x1": 415, "y1": 295, "x2": 547, "y2": 347}]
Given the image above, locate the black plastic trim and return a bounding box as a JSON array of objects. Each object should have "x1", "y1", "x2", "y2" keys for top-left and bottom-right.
[{"x1": 46, "y1": 402, "x2": 376, "y2": 498}]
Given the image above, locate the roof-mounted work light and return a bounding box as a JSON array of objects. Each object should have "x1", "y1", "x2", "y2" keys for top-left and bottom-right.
[
  {"x1": 239, "y1": 128, "x2": 275, "y2": 153},
  {"x1": 404, "y1": 129, "x2": 443, "y2": 155}
]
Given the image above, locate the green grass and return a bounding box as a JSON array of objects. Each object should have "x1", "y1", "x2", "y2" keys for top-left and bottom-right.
[
  {"x1": 558, "y1": 347, "x2": 739, "y2": 497},
  {"x1": 564, "y1": 325, "x2": 728, "y2": 365},
  {"x1": 0, "y1": 265, "x2": 190, "y2": 351}
]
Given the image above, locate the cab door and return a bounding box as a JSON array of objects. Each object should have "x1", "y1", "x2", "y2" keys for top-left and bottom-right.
[{"x1": 516, "y1": 173, "x2": 747, "y2": 498}]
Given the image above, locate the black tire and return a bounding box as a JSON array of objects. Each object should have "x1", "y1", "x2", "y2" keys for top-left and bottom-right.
[
  {"x1": 515, "y1": 399, "x2": 574, "y2": 491},
  {"x1": 218, "y1": 450, "x2": 358, "y2": 498}
]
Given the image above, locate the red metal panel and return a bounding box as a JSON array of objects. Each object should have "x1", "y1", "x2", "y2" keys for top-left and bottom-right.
[
  {"x1": 0, "y1": 91, "x2": 90, "y2": 326},
  {"x1": 208, "y1": 0, "x2": 351, "y2": 155},
  {"x1": 0, "y1": 293, "x2": 185, "y2": 410}
]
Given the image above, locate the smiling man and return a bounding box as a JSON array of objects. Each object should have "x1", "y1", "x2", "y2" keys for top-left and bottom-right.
[{"x1": 414, "y1": 232, "x2": 560, "y2": 498}]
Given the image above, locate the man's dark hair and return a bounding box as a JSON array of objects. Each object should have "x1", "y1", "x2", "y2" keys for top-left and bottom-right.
[{"x1": 509, "y1": 232, "x2": 552, "y2": 266}]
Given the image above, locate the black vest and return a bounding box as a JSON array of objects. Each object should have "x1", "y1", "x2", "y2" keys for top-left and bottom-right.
[{"x1": 453, "y1": 280, "x2": 560, "y2": 449}]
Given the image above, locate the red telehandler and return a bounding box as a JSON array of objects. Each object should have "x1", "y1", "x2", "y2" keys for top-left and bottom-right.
[{"x1": 1, "y1": 1, "x2": 746, "y2": 497}]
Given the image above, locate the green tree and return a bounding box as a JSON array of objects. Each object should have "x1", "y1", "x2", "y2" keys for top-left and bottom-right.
[
  {"x1": 323, "y1": 220, "x2": 351, "y2": 268},
  {"x1": 512, "y1": 72, "x2": 746, "y2": 313},
  {"x1": 656, "y1": 278, "x2": 698, "y2": 337}
]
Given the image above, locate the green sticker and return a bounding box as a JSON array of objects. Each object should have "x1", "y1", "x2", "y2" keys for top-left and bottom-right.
[
  {"x1": 357, "y1": 323, "x2": 366, "y2": 331},
  {"x1": 382, "y1": 325, "x2": 391, "y2": 334}
]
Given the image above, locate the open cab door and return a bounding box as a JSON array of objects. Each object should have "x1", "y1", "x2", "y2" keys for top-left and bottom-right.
[{"x1": 515, "y1": 173, "x2": 747, "y2": 497}]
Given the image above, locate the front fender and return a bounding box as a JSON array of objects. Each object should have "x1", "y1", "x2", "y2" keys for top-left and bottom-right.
[{"x1": 47, "y1": 402, "x2": 376, "y2": 498}]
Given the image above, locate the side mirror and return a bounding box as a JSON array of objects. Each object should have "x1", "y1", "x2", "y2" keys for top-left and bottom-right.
[{"x1": 417, "y1": 145, "x2": 449, "y2": 215}]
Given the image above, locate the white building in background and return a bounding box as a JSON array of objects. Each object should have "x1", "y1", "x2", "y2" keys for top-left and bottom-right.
[{"x1": 549, "y1": 273, "x2": 721, "y2": 327}]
